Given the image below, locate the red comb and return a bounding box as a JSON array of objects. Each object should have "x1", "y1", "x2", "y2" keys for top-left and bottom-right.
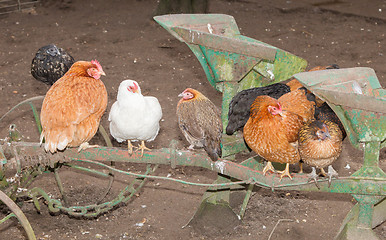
[{"x1": 91, "y1": 59, "x2": 103, "y2": 72}]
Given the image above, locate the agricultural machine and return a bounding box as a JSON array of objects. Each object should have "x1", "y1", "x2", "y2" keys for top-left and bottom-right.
[{"x1": 0, "y1": 14, "x2": 384, "y2": 240}]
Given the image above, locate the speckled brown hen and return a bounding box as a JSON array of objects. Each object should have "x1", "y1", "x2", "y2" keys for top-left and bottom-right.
[
  {"x1": 298, "y1": 120, "x2": 343, "y2": 186},
  {"x1": 177, "y1": 88, "x2": 222, "y2": 161},
  {"x1": 243, "y1": 89, "x2": 315, "y2": 180},
  {"x1": 40, "y1": 60, "x2": 107, "y2": 153}
]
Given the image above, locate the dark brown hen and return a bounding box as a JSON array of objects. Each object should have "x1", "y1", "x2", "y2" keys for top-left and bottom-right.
[{"x1": 177, "y1": 88, "x2": 223, "y2": 161}]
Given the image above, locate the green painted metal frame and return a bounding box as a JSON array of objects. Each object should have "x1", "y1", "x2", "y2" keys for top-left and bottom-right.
[
  {"x1": 153, "y1": 14, "x2": 385, "y2": 239},
  {"x1": 153, "y1": 14, "x2": 308, "y2": 220},
  {"x1": 1, "y1": 141, "x2": 384, "y2": 196},
  {"x1": 293, "y1": 67, "x2": 385, "y2": 240}
]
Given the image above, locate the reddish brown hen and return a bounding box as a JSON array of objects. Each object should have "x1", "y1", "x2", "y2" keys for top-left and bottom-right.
[
  {"x1": 40, "y1": 60, "x2": 107, "y2": 153},
  {"x1": 243, "y1": 89, "x2": 315, "y2": 179},
  {"x1": 298, "y1": 120, "x2": 343, "y2": 187},
  {"x1": 177, "y1": 88, "x2": 222, "y2": 161}
]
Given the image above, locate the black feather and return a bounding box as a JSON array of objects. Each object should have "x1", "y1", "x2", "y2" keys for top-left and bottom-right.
[
  {"x1": 31, "y1": 44, "x2": 75, "y2": 85},
  {"x1": 315, "y1": 102, "x2": 347, "y2": 140},
  {"x1": 226, "y1": 83, "x2": 291, "y2": 135}
]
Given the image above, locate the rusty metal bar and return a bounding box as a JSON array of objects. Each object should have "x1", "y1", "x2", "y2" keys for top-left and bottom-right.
[
  {"x1": 171, "y1": 26, "x2": 277, "y2": 60},
  {"x1": 3, "y1": 141, "x2": 385, "y2": 196}
]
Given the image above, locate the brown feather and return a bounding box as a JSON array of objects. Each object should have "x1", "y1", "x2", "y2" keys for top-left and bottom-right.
[
  {"x1": 40, "y1": 61, "x2": 108, "y2": 153},
  {"x1": 279, "y1": 89, "x2": 315, "y2": 122},
  {"x1": 244, "y1": 95, "x2": 305, "y2": 164},
  {"x1": 177, "y1": 88, "x2": 222, "y2": 161},
  {"x1": 298, "y1": 120, "x2": 343, "y2": 169}
]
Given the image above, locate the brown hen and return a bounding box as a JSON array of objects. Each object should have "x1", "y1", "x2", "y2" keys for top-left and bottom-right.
[
  {"x1": 298, "y1": 120, "x2": 343, "y2": 187},
  {"x1": 243, "y1": 89, "x2": 315, "y2": 179},
  {"x1": 40, "y1": 60, "x2": 107, "y2": 153},
  {"x1": 177, "y1": 88, "x2": 222, "y2": 161}
]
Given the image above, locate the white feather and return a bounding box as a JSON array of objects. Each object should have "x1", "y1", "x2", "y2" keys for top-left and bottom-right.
[{"x1": 108, "y1": 80, "x2": 162, "y2": 143}]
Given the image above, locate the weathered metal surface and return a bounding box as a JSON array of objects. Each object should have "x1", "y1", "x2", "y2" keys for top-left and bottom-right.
[
  {"x1": 172, "y1": 26, "x2": 277, "y2": 60},
  {"x1": 294, "y1": 67, "x2": 385, "y2": 240},
  {"x1": 154, "y1": 14, "x2": 307, "y2": 94},
  {"x1": 293, "y1": 67, "x2": 386, "y2": 149}
]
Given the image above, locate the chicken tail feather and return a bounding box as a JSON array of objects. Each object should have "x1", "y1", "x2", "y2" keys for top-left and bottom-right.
[
  {"x1": 42, "y1": 127, "x2": 73, "y2": 153},
  {"x1": 203, "y1": 137, "x2": 222, "y2": 161}
]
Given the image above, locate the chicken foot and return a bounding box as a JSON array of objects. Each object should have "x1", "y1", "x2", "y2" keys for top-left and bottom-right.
[
  {"x1": 277, "y1": 163, "x2": 293, "y2": 180},
  {"x1": 327, "y1": 165, "x2": 338, "y2": 187},
  {"x1": 307, "y1": 167, "x2": 320, "y2": 189},
  {"x1": 135, "y1": 140, "x2": 151, "y2": 157},
  {"x1": 262, "y1": 161, "x2": 276, "y2": 175},
  {"x1": 77, "y1": 142, "x2": 99, "y2": 152}
]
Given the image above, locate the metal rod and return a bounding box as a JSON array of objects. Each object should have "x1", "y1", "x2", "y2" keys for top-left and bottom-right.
[
  {"x1": 0, "y1": 213, "x2": 15, "y2": 224},
  {"x1": 53, "y1": 168, "x2": 68, "y2": 206},
  {"x1": 28, "y1": 102, "x2": 42, "y2": 135},
  {"x1": 0, "y1": 190, "x2": 36, "y2": 240},
  {"x1": 2, "y1": 142, "x2": 386, "y2": 196}
]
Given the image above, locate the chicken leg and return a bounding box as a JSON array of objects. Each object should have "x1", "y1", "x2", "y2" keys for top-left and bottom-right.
[
  {"x1": 263, "y1": 161, "x2": 275, "y2": 175},
  {"x1": 298, "y1": 161, "x2": 304, "y2": 173},
  {"x1": 136, "y1": 140, "x2": 151, "y2": 157},
  {"x1": 327, "y1": 165, "x2": 338, "y2": 187},
  {"x1": 277, "y1": 163, "x2": 292, "y2": 180},
  {"x1": 320, "y1": 167, "x2": 327, "y2": 177},
  {"x1": 77, "y1": 142, "x2": 99, "y2": 152},
  {"x1": 308, "y1": 167, "x2": 320, "y2": 189},
  {"x1": 127, "y1": 140, "x2": 133, "y2": 155}
]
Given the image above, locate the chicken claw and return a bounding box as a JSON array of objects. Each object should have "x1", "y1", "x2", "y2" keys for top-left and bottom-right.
[
  {"x1": 135, "y1": 141, "x2": 151, "y2": 157},
  {"x1": 77, "y1": 142, "x2": 99, "y2": 152},
  {"x1": 307, "y1": 167, "x2": 320, "y2": 189},
  {"x1": 277, "y1": 163, "x2": 292, "y2": 180},
  {"x1": 262, "y1": 161, "x2": 275, "y2": 175},
  {"x1": 327, "y1": 165, "x2": 338, "y2": 187}
]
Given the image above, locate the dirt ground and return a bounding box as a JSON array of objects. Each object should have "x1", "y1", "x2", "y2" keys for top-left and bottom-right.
[{"x1": 0, "y1": 0, "x2": 385, "y2": 239}]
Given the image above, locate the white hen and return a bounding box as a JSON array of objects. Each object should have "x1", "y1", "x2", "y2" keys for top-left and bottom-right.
[{"x1": 109, "y1": 80, "x2": 162, "y2": 156}]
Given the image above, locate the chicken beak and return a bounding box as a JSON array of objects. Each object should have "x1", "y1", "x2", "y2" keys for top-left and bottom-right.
[
  {"x1": 101, "y1": 71, "x2": 106, "y2": 76},
  {"x1": 178, "y1": 93, "x2": 183, "y2": 97},
  {"x1": 325, "y1": 131, "x2": 331, "y2": 139}
]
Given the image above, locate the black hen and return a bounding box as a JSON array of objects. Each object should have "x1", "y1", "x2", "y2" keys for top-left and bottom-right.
[
  {"x1": 315, "y1": 102, "x2": 347, "y2": 140},
  {"x1": 226, "y1": 83, "x2": 291, "y2": 135},
  {"x1": 31, "y1": 44, "x2": 75, "y2": 85}
]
